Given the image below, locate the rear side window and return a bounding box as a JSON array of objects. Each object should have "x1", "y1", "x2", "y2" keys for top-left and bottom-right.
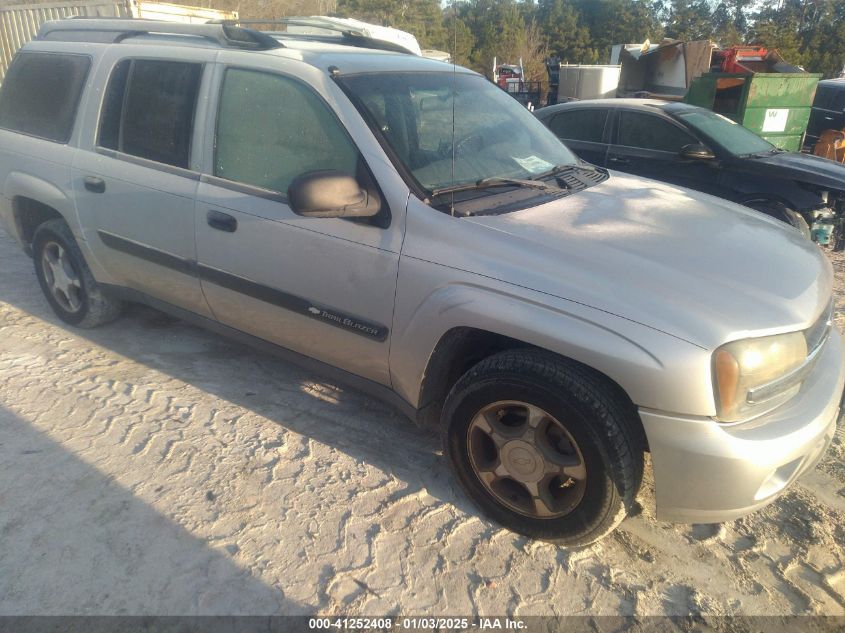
[
  {"x1": 833, "y1": 89, "x2": 845, "y2": 112},
  {"x1": 548, "y1": 109, "x2": 608, "y2": 143},
  {"x1": 214, "y1": 68, "x2": 359, "y2": 194},
  {"x1": 814, "y1": 87, "x2": 834, "y2": 110},
  {"x1": 617, "y1": 111, "x2": 697, "y2": 153},
  {"x1": 814, "y1": 85, "x2": 845, "y2": 111},
  {"x1": 0, "y1": 52, "x2": 90, "y2": 143},
  {"x1": 99, "y1": 59, "x2": 202, "y2": 168}
]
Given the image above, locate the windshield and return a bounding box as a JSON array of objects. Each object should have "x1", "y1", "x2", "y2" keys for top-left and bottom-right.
[
  {"x1": 338, "y1": 72, "x2": 579, "y2": 193},
  {"x1": 676, "y1": 109, "x2": 775, "y2": 156}
]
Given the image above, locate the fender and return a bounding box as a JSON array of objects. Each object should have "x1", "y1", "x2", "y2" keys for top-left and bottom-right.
[
  {"x1": 389, "y1": 277, "x2": 715, "y2": 418},
  {"x1": 720, "y1": 169, "x2": 824, "y2": 212},
  {"x1": 1, "y1": 169, "x2": 118, "y2": 284},
  {"x1": 2, "y1": 171, "x2": 77, "y2": 242}
]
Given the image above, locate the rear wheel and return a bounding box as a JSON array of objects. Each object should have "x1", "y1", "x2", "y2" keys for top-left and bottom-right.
[
  {"x1": 442, "y1": 349, "x2": 643, "y2": 546},
  {"x1": 32, "y1": 219, "x2": 123, "y2": 328}
]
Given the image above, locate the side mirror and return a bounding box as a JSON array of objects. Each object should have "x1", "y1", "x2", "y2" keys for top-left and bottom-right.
[
  {"x1": 680, "y1": 143, "x2": 715, "y2": 161},
  {"x1": 288, "y1": 170, "x2": 380, "y2": 219}
]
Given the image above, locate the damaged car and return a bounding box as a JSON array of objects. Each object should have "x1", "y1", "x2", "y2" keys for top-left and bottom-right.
[{"x1": 537, "y1": 99, "x2": 845, "y2": 248}]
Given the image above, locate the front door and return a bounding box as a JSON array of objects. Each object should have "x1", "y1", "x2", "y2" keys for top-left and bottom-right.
[
  {"x1": 607, "y1": 110, "x2": 721, "y2": 196},
  {"x1": 194, "y1": 63, "x2": 402, "y2": 384}
]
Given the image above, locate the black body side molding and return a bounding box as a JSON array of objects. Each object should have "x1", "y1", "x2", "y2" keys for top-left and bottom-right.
[{"x1": 96, "y1": 230, "x2": 389, "y2": 341}]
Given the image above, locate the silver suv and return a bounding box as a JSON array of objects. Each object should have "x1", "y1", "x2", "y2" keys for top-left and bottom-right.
[{"x1": 0, "y1": 19, "x2": 842, "y2": 545}]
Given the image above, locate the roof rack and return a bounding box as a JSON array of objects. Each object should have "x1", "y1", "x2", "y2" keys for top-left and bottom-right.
[
  {"x1": 218, "y1": 18, "x2": 417, "y2": 55},
  {"x1": 37, "y1": 18, "x2": 283, "y2": 51}
]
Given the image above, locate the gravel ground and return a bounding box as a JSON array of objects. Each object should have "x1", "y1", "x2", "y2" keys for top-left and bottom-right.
[{"x1": 1, "y1": 231, "x2": 844, "y2": 616}]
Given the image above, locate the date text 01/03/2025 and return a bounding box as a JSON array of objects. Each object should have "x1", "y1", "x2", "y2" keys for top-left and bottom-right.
[{"x1": 308, "y1": 617, "x2": 528, "y2": 630}]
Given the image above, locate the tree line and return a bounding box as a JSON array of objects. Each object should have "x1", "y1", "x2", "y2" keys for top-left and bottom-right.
[
  {"x1": 12, "y1": 0, "x2": 839, "y2": 82},
  {"x1": 224, "y1": 0, "x2": 845, "y2": 82}
]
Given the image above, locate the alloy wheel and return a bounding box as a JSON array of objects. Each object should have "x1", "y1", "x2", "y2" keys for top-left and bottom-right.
[
  {"x1": 41, "y1": 241, "x2": 83, "y2": 313},
  {"x1": 467, "y1": 400, "x2": 587, "y2": 519}
]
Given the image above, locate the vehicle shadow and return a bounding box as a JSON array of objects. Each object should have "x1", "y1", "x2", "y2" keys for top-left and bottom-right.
[
  {"x1": 0, "y1": 236, "x2": 487, "y2": 543},
  {"x1": 0, "y1": 401, "x2": 308, "y2": 616}
]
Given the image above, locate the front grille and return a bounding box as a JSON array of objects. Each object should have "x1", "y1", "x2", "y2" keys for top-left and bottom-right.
[{"x1": 805, "y1": 300, "x2": 833, "y2": 354}]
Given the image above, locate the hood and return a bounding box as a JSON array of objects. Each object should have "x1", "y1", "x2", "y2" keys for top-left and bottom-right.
[
  {"x1": 733, "y1": 151, "x2": 845, "y2": 191},
  {"x1": 443, "y1": 172, "x2": 832, "y2": 349}
]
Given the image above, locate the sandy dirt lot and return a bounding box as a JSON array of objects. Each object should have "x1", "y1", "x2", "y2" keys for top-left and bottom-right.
[{"x1": 1, "y1": 231, "x2": 844, "y2": 617}]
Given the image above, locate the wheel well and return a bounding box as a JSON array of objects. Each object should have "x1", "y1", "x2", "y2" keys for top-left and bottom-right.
[
  {"x1": 742, "y1": 196, "x2": 796, "y2": 216},
  {"x1": 416, "y1": 328, "x2": 525, "y2": 427},
  {"x1": 416, "y1": 327, "x2": 647, "y2": 449},
  {"x1": 13, "y1": 197, "x2": 63, "y2": 253}
]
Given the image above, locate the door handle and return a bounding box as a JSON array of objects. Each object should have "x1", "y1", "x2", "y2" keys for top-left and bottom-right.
[
  {"x1": 608, "y1": 156, "x2": 630, "y2": 165},
  {"x1": 824, "y1": 115, "x2": 834, "y2": 120},
  {"x1": 207, "y1": 210, "x2": 237, "y2": 233},
  {"x1": 84, "y1": 176, "x2": 106, "y2": 193}
]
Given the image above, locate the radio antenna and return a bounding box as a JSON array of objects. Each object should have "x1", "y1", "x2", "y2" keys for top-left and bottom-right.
[{"x1": 449, "y1": 0, "x2": 458, "y2": 217}]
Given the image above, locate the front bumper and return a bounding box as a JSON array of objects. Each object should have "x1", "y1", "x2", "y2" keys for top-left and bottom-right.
[{"x1": 641, "y1": 328, "x2": 845, "y2": 524}]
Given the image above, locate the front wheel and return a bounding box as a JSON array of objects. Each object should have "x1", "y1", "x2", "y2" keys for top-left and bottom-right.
[
  {"x1": 829, "y1": 219, "x2": 845, "y2": 252},
  {"x1": 442, "y1": 350, "x2": 644, "y2": 546}
]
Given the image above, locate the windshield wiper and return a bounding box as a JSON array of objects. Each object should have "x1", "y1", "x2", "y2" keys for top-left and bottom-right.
[
  {"x1": 431, "y1": 177, "x2": 563, "y2": 197},
  {"x1": 742, "y1": 148, "x2": 785, "y2": 158},
  {"x1": 532, "y1": 162, "x2": 598, "y2": 179}
]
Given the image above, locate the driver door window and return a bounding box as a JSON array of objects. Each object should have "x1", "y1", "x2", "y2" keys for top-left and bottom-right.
[{"x1": 214, "y1": 68, "x2": 359, "y2": 194}]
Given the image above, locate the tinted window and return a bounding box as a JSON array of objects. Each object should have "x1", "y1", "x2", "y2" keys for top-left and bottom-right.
[
  {"x1": 0, "y1": 52, "x2": 90, "y2": 142},
  {"x1": 678, "y1": 109, "x2": 773, "y2": 156},
  {"x1": 617, "y1": 111, "x2": 697, "y2": 153},
  {"x1": 814, "y1": 85, "x2": 845, "y2": 111},
  {"x1": 99, "y1": 60, "x2": 201, "y2": 168},
  {"x1": 814, "y1": 87, "x2": 834, "y2": 110},
  {"x1": 98, "y1": 59, "x2": 131, "y2": 151},
  {"x1": 215, "y1": 68, "x2": 359, "y2": 194},
  {"x1": 548, "y1": 109, "x2": 608, "y2": 143},
  {"x1": 833, "y1": 89, "x2": 845, "y2": 112}
]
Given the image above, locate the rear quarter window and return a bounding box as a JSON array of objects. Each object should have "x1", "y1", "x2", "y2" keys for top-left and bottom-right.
[{"x1": 0, "y1": 51, "x2": 90, "y2": 143}]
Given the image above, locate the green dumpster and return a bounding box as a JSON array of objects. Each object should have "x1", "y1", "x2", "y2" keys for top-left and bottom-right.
[{"x1": 685, "y1": 72, "x2": 821, "y2": 151}]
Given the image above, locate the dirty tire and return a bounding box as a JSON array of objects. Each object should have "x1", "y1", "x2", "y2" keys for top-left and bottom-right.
[
  {"x1": 746, "y1": 200, "x2": 811, "y2": 240},
  {"x1": 33, "y1": 219, "x2": 123, "y2": 328},
  {"x1": 442, "y1": 349, "x2": 643, "y2": 546},
  {"x1": 832, "y1": 222, "x2": 845, "y2": 252}
]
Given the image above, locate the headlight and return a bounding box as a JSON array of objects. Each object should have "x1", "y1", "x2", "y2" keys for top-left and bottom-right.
[{"x1": 713, "y1": 332, "x2": 807, "y2": 423}]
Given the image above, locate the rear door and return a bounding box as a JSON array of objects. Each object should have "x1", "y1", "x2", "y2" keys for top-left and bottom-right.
[
  {"x1": 607, "y1": 109, "x2": 720, "y2": 193},
  {"x1": 72, "y1": 51, "x2": 213, "y2": 317},
  {"x1": 545, "y1": 107, "x2": 610, "y2": 166}
]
